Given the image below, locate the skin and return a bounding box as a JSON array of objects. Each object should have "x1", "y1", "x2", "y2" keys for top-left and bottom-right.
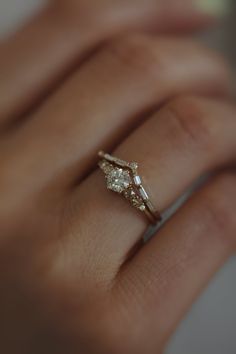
[
  {"x1": 0, "y1": 0, "x2": 215, "y2": 123},
  {"x1": 0, "y1": 1, "x2": 235, "y2": 354}
]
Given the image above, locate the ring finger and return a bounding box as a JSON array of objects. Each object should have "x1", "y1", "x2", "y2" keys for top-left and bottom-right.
[{"x1": 65, "y1": 95, "x2": 236, "y2": 277}]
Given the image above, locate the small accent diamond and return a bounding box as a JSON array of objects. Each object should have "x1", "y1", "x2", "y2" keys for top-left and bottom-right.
[
  {"x1": 99, "y1": 161, "x2": 113, "y2": 174},
  {"x1": 129, "y1": 162, "x2": 138, "y2": 170},
  {"x1": 124, "y1": 188, "x2": 146, "y2": 211},
  {"x1": 139, "y1": 186, "x2": 149, "y2": 200},
  {"x1": 133, "y1": 175, "x2": 142, "y2": 186},
  {"x1": 138, "y1": 204, "x2": 146, "y2": 211}
]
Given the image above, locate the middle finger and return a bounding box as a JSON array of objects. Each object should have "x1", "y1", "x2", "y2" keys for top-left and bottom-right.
[{"x1": 5, "y1": 35, "x2": 229, "y2": 195}]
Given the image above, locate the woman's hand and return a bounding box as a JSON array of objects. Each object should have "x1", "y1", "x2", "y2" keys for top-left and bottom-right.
[{"x1": 0, "y1": 1, "x2": 235, "y2": 354}]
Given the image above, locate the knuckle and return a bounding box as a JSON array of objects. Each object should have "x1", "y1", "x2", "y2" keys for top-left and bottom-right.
[
  {"x1": 105, "y1": 34, "x2": 165, "y2": 80},
  {"x1": 163, "y1": 96, "x2": 215, "y2": 151},
  {"x1": 202, "y1": 173, "x2": 236, "y2": 250}
]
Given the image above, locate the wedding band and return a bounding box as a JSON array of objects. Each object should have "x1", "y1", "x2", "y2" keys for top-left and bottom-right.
[{"x1": 98, "y1": 151, "x2": 162, "y2": 224}]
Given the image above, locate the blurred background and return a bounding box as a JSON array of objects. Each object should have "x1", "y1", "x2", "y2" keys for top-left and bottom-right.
[{"x1": 0, "y1": 1, "x2": 235, "y2": 353}]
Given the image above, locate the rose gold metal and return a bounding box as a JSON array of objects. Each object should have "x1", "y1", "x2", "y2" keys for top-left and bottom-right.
[{"x1": 98, "y1": 151, "x2": 162, "y2": 225}]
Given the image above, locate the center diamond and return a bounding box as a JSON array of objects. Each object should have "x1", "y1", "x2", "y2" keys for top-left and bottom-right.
[{"x1": 106, "y1": 168, "x2": 131, "y2": 193}]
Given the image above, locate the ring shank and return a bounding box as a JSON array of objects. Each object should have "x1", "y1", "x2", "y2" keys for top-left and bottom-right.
[{"x1": 145, "y1": 199, "x2": 162, "y2": 224}]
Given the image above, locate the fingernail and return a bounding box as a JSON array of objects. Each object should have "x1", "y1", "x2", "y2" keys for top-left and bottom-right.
[{"x1": 195, "y1": 0, "x2": 229, "y2": 17}]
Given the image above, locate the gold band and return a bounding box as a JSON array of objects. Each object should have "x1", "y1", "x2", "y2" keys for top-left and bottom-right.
[{"x1": 98, "y1": 151, "x2": 161, "y2": 224}]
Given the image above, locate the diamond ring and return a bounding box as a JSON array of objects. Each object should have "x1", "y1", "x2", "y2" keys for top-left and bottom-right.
[{"x1": 98, "y1": 151, "x2": 161, "y2": 224}]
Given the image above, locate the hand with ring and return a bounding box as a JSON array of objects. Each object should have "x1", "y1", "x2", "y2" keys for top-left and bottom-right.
[{"x1": 0, "y1": 1, "x2": 235, "y2": 353}]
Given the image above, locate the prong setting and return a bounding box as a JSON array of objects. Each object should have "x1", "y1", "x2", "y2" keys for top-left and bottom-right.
[{"x1": 98, "y1": 152, "x2": 161, "y2": 224}]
